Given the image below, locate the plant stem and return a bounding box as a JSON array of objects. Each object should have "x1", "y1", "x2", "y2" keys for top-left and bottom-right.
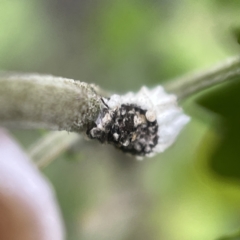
[
  {"x1": 164, "y1": 55, "x2": 240, "y2": 100},
  {"x1": 28, "y1": 131, "x2": 80, "y2": 169},
  {"x1": 0, "y1": 73, "x2": 101, "y2": 132},
  {"x1": 1, "y1": 56, "x2": 240, "y2": 132}
]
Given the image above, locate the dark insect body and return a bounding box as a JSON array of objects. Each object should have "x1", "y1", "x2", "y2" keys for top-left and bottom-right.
[{"x1": 86, "y1": 103, "x2": 159, "y2": 156}]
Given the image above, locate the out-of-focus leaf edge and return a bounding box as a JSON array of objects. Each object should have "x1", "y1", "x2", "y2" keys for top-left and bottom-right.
[{"x1": 216, "y1": 230, "x2": 240, "y2": 240}]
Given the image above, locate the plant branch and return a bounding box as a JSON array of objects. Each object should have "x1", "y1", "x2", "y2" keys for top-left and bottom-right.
[
  {"x1": 28, "y1": 131, "x2": 80, "y2": 169},
  {"x1": 0, "y1": 73, "x2": 101, "y2": 132},
  {"x1": 164, "y1": 55, "x2": 240, "y2": 100},
  {"x1": 1, "y1": 56, "x2": 240, "y2": 132}
]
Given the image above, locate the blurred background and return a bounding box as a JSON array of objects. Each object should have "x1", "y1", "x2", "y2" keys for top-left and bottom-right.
[{"x1": 1, "y1": 0, "x2": 240, "y2": 239}]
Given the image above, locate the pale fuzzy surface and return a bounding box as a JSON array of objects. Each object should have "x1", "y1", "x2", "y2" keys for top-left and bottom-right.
[
  {"x1": 0, "y1": 129, "x2": 65, "y2": 240},
  {"x1": 0, "y1": 73, "x2": 100, "y2": 132},
  {"x1": 105, "y1": 86, "x2": 190, "y2": 156}
]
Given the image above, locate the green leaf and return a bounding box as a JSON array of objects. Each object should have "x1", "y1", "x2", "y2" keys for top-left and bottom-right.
[{"x1": 197, "y1": 79, "x2": 240, "y2": 180}]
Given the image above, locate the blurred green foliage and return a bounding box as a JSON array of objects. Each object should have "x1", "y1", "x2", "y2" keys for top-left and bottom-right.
[
  {"x1": 1, "y1": 0, "x2": 240, "y2": 239},
  {"x1": 198, "y1": 80, "x2": 240, "y2": 180}
]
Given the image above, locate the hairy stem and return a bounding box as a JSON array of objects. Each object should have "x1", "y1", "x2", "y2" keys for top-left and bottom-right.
[
  {"x1": 164, "y1": 55, "x2": 240, "y2": 100},
  {"x1": 0, "y1": 73, "x2": 101, "y2": 132},
  {"x1": 1, "y1": 56, "x2": 240, "y2": 132}
]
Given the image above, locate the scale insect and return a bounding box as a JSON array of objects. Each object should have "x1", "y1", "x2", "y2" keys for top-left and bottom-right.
[
  {"x1": 87, "y1": 101, "x2": 159, "y2": 156},
  {"x1": 86, "y1": 86, "x2": 190, "y2": 157}
]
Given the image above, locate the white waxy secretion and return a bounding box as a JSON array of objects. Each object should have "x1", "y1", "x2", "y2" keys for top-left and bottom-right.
[
  {"x1": 113, "y1": 133, "x2": 119, "y2": 141},
  {"x1": 145, "y1": 110, "x2": 156, "y2": 122}
]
